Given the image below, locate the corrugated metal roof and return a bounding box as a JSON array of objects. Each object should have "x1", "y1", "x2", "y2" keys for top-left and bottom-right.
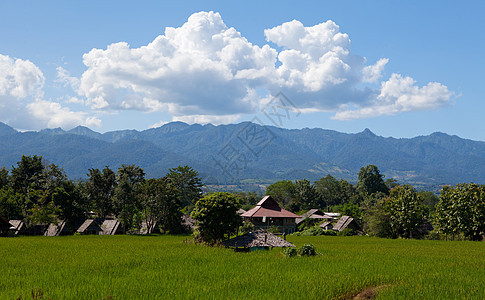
[{"x1": 333, "y1": 215, "x2": 354, "y2": 231}]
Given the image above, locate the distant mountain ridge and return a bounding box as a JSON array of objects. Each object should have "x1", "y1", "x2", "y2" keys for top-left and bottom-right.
[{"x1": 1, "y1": 121, "x2": 484, "y2": 187}]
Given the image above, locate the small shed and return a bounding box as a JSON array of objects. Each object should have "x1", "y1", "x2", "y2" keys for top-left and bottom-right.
[
  {"x1": 223, "y1": 230, "x2": 295, "y2": 251},
  {"x1": 77, "y1": 219, "x2": 102, "y2": 235},
  {"x1": 333, "y1": 215, "x2": 360, "y2": 232},
  {"x1": 44, "y1": 220, "x2": 74, "y2": 236},
  {"x1": 9, "y1": 220, "x2": 45, "y2": 235},
  {"x1": 296, "y1": 209, "x2": 333, "y2": 225},
  {"x1": 99, "y1": 219, "x2": 124, "y2": 235},
  {"x1": 319, "y1": 221, "x2": 333, "y2": 231},
  {"x1": 0, "y1": 215, "x2": 12, "y2": 236},
  {"x1": 140, "y1": 220, "x2": 161, "y2": 234}
]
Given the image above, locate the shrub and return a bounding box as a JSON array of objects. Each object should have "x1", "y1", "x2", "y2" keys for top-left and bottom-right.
[
  {"x1": 300, "y1": 226, "x2": 323, "y2": 236},
  {"x1": 322, "y1": 230, "x2": 337, "y2": 236},
  {"x1": 299, "y1": 244, "x2": 317, "y2": 256},
  {"x1": 284, "y1": 247, "x2": 298, "y2": 258},
  {"x1": 337, "y1": 228, "x2": 355, "y2": 236}
]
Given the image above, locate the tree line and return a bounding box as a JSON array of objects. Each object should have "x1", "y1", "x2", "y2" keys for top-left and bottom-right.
[
  {"x1": 265, "y1": 165, "x2": 485, "y2": 241},
  {"x1": 0, "y1": 155, "x2": 203, "y2": 233}
]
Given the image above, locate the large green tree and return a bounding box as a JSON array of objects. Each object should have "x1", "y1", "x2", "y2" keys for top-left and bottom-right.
[
  {"x1": 266, "y1": 180, "x2": 297, "y2": 208},
  {"x1": 113, "y1": 165, "x2": 145, "y2": 232},
  {"x1": 435, "y1": 183, "x2": 485, "y2": 241},
  {"x1": 384, "y1": 185, "x2": 428, "y2": 238},
  {"x1": 139, "y1": 177, "x2": 183, "y2": 233},
  {"x1": 191, "y1": 192, "x2": 242, "y2": 245},
  {"x1": 85, "y1": 166, "x2": 117, "y2": 217},
  {"x1": 356, "y1": 165, "x2": 389, "y2": 196},
  {"x1": 167, "y1": 166, "x2": 203, "y2": 208}
]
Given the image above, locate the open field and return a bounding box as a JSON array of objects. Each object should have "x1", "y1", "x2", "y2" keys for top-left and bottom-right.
[{"x1": 1, "y1": 235, "x2": 484, "y2": 299}]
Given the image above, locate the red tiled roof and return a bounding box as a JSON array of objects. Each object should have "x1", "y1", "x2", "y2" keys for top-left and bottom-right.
[{"x1": 241, "y1": 196, "x2": 300, "y2": 218}]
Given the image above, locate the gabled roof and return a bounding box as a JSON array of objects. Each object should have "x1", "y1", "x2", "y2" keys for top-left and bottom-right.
[
  {"x1": 241, "y1": 196, "x2": 300, "y2": 218},
  {"x1": 77, "y1": 219, "x2": 102, "y2": 233},
  {"x1": 140, "y1": 220, "x2": 161, "y2": 234},
  {"x1": 333, "y1": 215, "x2": 358, "y2": 231},
  {"x1": 319, "y1": 221, "x2": 333, "y2": 229},
  {"x1": 9, "y1": 220, "x2": 24, "y2": 233},
  {"x1": 45, "y1": 221, "x2": 67, "y2": 236},
  {"x1": 296, "y1": 209, "x2": 333, "y2": 224},
  {"x1": 100, "y1": 219, "x2": 123, "y2": 235},
  {"x1": 223, "y1": 230, "x2": 295, "y2": 248}
]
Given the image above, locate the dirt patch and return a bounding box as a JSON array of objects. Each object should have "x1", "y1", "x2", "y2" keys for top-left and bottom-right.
[{"x1": 339, "y1": 284, "x2": 391, "y2": 300}]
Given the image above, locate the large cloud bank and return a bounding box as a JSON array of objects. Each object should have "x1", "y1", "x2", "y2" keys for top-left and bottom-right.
[{"x1": 2, "y1": 11, "x2": 453, "y2": 130}]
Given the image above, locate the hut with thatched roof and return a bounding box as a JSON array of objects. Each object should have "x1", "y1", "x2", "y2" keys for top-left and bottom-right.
[
  {"x1": 333, "y1": 215, "x2": 360, "y2": 233},
  {"x1": 0, "y1": 215, "x2": 12, "y2": 236},
  {"x1": 8, "y1": 220, "x2": 45, "y2": 235},
  {"x1": 77, "y1": 219, "x2": 102, "y2": 235},
  {"x1": 140, "y1": 220, "x2": 161, "y2": 234},
  {"x1": 319, "y1": 221, "x2": 333, "y2": 231},
  {"x1": 241, "y1": 196, "x2": 300, "y2": 234},
  {"x1": 99, "y1": 219, "x2": 124, "y2": 235},
  {"x1": 44, "y1": 220, "x2": 75, "y2": 236},
  {"x1": 223, "y1": 230, "x2": 295, "y2": 251}
]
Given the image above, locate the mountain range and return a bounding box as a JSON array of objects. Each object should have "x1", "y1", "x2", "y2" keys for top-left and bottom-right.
[{"x1": 1, "y1": 121, "x2": 484, "y2": 188}]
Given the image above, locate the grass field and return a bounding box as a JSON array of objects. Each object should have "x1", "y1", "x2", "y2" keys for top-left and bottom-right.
[{"x1": 1, "y1": 235, "x2": 484, "y2": 299}]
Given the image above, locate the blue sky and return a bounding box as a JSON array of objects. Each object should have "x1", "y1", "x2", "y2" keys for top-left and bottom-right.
[{"x1": 0, "y1": 1, "x2": 484, "y2": 141}]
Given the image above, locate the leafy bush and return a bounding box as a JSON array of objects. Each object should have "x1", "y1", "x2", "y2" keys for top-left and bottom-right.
[
  {"x1": 299, "y1": 244, "x2": 317, "y2": 256},
  {"x1": 300, "y1": 226, "x2": 323, "y2": 236},
  {"x1": 321, "y1": 230, "x2": 337, "y2": 236},
  {"x1": 284, "y1": 247, "x2": 297, "y2": 258},
  {"x1": 337, "y1": 228, "x2": 356, "y2": 236}
]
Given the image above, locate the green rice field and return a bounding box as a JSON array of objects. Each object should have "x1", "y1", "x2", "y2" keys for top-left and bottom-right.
[{"x1": 1, "y1": 235, "x2": 484, "y2": 299}]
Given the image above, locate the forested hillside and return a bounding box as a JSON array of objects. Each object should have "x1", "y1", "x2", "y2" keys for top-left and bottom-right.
[{"x1": 1, "y1": 121, "x2": 484, "y2": 186}]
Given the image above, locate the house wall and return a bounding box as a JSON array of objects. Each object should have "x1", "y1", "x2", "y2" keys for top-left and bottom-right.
[{"x1": 245, "y1": 217, "x2": 297, "y2": 234}]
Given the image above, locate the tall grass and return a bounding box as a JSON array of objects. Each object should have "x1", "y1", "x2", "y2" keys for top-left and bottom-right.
[{"x1": 0, "y1": 235, "x2": 484, "y2": 299}]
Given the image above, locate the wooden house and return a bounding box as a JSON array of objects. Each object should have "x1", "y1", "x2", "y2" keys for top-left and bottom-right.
[
  {"x1": 77, "y1": 219, "x2": 102, "y2": 235},
  {"x1": 296, "y1": 209, "x2": 333, "y2": 225},
  {"x1": 223, "y1": 229, "x2": 295, "y2": 251},
  {"x1": 99, "y1": 219, "x2": 124, "y2": 235},
  {"x1": 332, "y1": 215, "x2": 360, "y2": 233},
  {"x1": 241, "y1": 196, "x2": 300, "y2": 234}
]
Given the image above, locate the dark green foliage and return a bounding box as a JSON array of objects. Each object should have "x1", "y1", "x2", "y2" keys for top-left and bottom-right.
[
  {"x1": 356, "y1": 165, "x2": 389, "y2": 196},
  {"x1": 284, "y1": 247, "x2": 297, "y2": 258},
  {"x1": 10, "y1": 155, "x2": 44, "y2": 193},
  {"x1": 337, "y1": 228, "x2": 356, "y2": 236},
  {"x1": 266, "y1": 180, "x2": 296, "y2": 208},
  {"x1": 85, "y1": 166, "x2": 116, "y2": 218},
  {"x1": 435, "y1": 183, "x2": 485, "y2": 241},
  {"x1": 299, "y1": 243, "x2": 317, "y2": 256},
  {"x1": 139, "y1": 177, "x2": 183, "y2": 233},
  {"x1": 292, "y1": 179, "x2": 317, "y2": 211},
  {"x1": 365, "y1": 185, "x2": 428, "y2": 238},
  {"x1": 191, "y1": 192, "x2": 242, "y2": 245},
  {"x1": 167, "y1": 166, "x2": 203, "y2": 208},
  {"x1": 332, "y1": 203, "x2": 362, "y2": 223},
  {"x1": 0, "y1": 167, "x2": 8, "y2": 189},
  {"x1": 112, "y1": 165, "x2": 145, "y2": 232}
]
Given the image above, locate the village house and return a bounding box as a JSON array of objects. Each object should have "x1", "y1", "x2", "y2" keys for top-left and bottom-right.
[
  {"x1": 332, "y1": 215, "x2": 360, "y2": 233},
  {"x1": 241, "y1": 195, "x2": 300, "y2": 234},
  {"x1": 77, "y1": 219, "x2": 103, "y2": 235},
  {"x1": 296, "y1": 209, "x2": 333, "y2": 225}
]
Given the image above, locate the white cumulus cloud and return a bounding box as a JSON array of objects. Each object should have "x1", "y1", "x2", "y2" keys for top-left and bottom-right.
[
  {"x1": 65, "y1": 11, "x2": 454, "y2": 123},
  {"x1": 0, "y1": 54, "x2": 100, "y2": 130}
]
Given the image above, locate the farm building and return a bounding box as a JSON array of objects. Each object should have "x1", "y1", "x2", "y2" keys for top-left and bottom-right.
[
  {"x1": 99, "y1": 219, "x2": 124, "y2": 235},
  {"x1": 236, "y1": 208, "x2": 246, "y2": 215},
  {"x1": 0, "y1": 215, "x2": 12, "y2": 236},
  {"x1": 333, "y1": 215, "x2": 360, "y2": 232},
  {"x1": 9, "y1": 220, "x2": 46, "y2": 235},
  {"x1": 140, "y1": 220, "x2": 161, "y2": 234},
  {"x1": 44, "y1": 220, "x2": 75, "y2": 236},
  {"x1": 296, "y1": 209, "x2": 333, "y2": 225},
  {"x1": 77, "y1": 219, "x2": 103, "y2": 235},
  {"x1": 223, "y1": 230, "x2": 295, "y2": 251},
  {"x1": 319, "y1": 221, "x2": 333, "y2": 231},
  {"x1": 241, "y1": 196, "x2": 300, "y2": 234}
]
